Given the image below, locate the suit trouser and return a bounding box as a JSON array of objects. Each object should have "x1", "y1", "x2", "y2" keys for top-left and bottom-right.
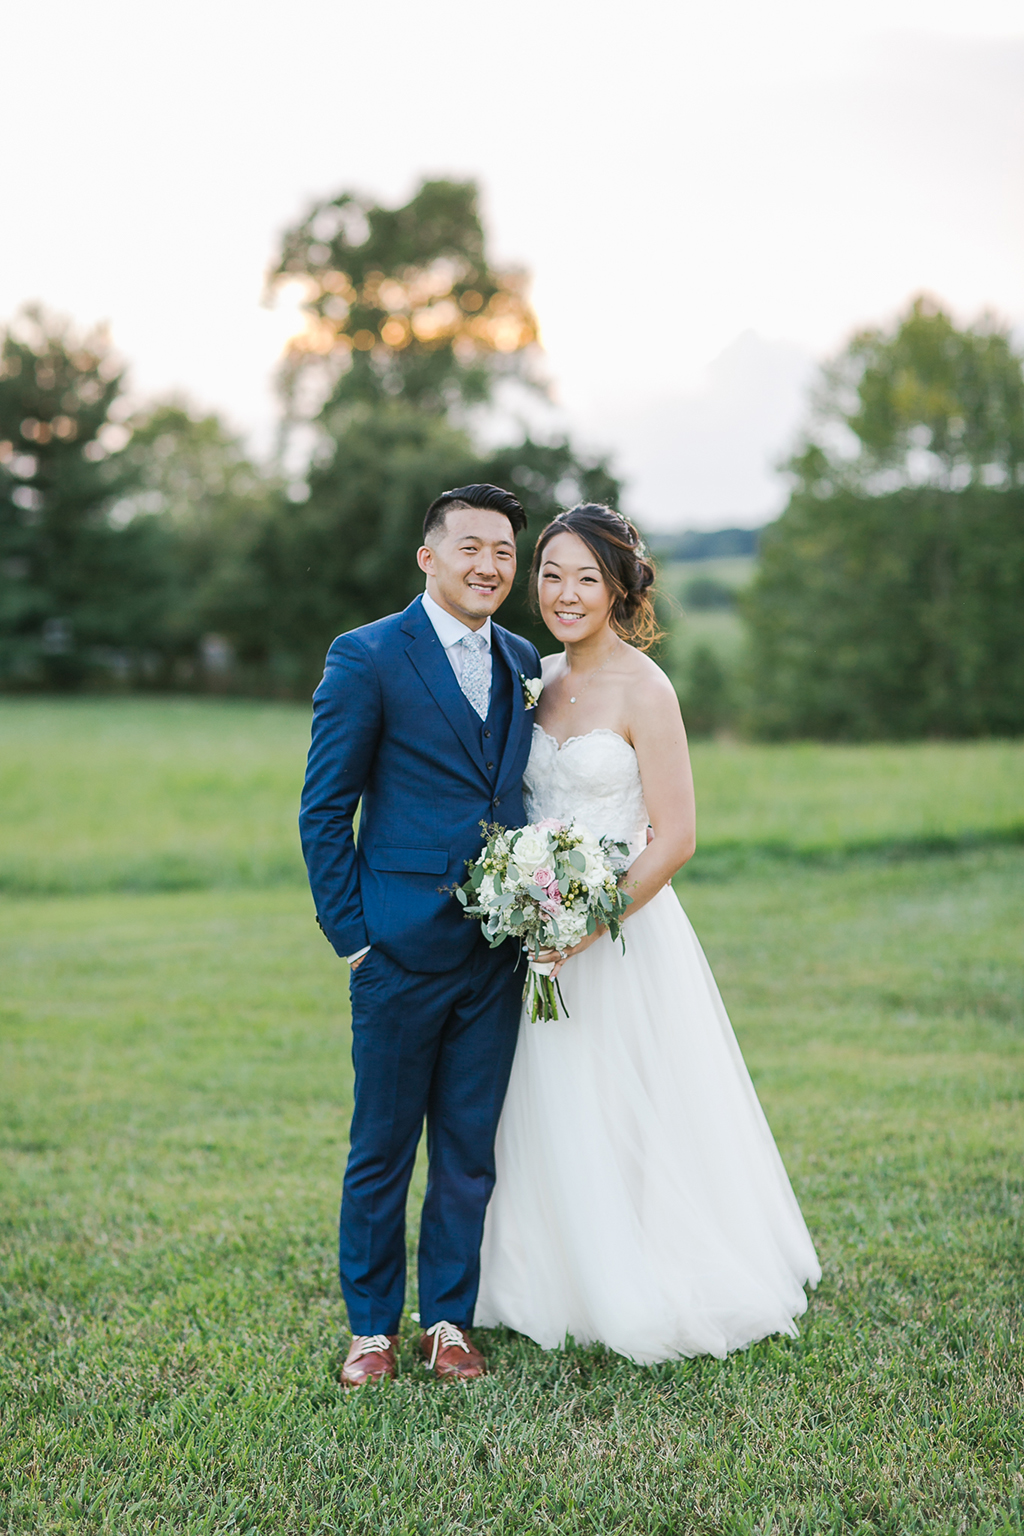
[{"x1": 340, "y1": 937, "x2": 522, "y2": 1335}]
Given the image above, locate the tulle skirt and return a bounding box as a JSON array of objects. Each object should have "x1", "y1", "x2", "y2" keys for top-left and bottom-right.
[{"x1": 475, "y1": 885, "x2": 821, "y2": 1363}]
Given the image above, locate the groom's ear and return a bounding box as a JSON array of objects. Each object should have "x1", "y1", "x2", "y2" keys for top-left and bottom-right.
[{"x1": 416, "y1": 545, "x2": 433, "y2": 576}]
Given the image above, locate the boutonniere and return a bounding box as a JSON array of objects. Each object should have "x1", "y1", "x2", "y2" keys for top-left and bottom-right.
[{"x1": 519, "y1": 673, "x2": 544, "y2": 710}]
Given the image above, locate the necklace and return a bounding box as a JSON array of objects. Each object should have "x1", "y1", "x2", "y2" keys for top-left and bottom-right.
[{"x1": 566, "y1": 640, "x2": 621, "y2": 704}]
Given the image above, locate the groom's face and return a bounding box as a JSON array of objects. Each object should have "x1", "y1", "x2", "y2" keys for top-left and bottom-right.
[{"x1": 417, "y1": 507, "x2": 517, "y2": 628}]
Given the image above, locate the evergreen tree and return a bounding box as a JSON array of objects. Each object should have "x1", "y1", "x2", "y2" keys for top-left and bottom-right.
[
  {"x1": 118, "y1": 401, "x2": 278, "y2": 683},
  {"x1": 0, "y1": 307, "x2": 176, "y2": 688}
]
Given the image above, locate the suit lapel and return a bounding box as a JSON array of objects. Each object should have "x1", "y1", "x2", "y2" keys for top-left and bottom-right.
[
  {"x1": 402, "y1": 598, "x2": 488, "y2": 778},
  {"x1": 491, "y1": 625, "x2": 530, "y2": 793}
]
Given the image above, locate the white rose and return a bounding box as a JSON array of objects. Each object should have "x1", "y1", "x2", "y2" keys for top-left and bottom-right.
[
  {"x1": 582, "y1": 856, "x2": 608, "y2": 890},
  {"x1": 567, "y1": 820, "x2": 601, "y2": 855},
  {"x1": 511, "y1": 828, "x2": 550, "y2": 875}
]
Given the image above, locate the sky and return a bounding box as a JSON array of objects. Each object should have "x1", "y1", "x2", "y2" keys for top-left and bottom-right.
[{"x1": 3, "y1": 0, "x2": 1023, "y2": 528}]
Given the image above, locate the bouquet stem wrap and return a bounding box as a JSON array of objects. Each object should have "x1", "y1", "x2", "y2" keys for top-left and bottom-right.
[{"x1": 526, "y1": 960, "x2": 568, "y2": 1023}]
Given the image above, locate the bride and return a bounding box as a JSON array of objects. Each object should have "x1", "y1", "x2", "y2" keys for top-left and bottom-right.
[{"x1": 475, "y1": 504, "x2": 821, "y2": 1363}]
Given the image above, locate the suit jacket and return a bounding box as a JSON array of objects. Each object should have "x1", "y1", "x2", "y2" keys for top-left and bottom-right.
[{"x1": 299, "y1": 595, "x2": 542, "y2": 973}]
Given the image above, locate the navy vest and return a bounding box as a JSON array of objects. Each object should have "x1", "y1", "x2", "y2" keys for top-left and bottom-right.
[{"x1": 479, "y1": 643, "x2": 514, "y2": 784}]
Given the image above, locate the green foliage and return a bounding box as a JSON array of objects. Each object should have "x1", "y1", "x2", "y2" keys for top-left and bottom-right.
[
  {"x1": 245, "y1": 176, "x2": 618, "y2": 691},
  {"x1": 790, "y1": 292, "x2": 1024, "y2": 494},
  {"x1": 680, "y1": 643, "x2": 730, "y2": 737},
  {"x1": 224, "y1": 410, "x2": 620, "y2": 694},
  {"x1": 242, "y1": 405, "x2": 477, "y2": 689},
  {"x1": 681, "y1": 574, "x2": 735, "y2": 609},
  {"x1": 270, "y1": 178, "x2": 540, "y2": 418},
  {"x1": 650, "y1": 526, "x2": 761, "y2": 561},
  {"x1": 2, "y1": 843, "x2": 1022, "y2": 1531},
  {"x1": 119, "y1": 401, "x2": 281, "y2": 681},
  {"x1": 0, "y1": 184, "x2": 621, "y2": 698},
  {"x1": 0, "y1": 307, "x2": 178, "y2": 689},
  {"x1": 744, "y1": 484, "x2": 1024, "y2": 739},
  {"x1": 747, "y1": 297, "x2": 1024, "y2": 740}
]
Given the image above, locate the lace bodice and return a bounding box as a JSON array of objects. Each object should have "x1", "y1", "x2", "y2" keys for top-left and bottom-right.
[{"x1": 523, "y1": 726, "x2": 649, "y2": 858}]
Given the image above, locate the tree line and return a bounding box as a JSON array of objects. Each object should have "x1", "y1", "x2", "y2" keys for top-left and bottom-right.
[
  {"x1": 1, "y1": 179, "x2": 1022, "y2": 738},
  {"x1": 0, "y1": 180, "x2": 617, "y2": 699}
]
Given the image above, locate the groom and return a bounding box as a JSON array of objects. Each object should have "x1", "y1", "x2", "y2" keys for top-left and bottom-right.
[{"x1": 299, "y1": 483, "x2": 541, "y2": 1386}]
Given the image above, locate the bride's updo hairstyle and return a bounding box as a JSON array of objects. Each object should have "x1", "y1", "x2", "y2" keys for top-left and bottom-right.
[{"x1": 529, "y1": 504, "x2": 661, "y2": 651}]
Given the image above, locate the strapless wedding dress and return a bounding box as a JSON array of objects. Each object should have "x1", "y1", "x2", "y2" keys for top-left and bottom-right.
[{"x1": 474, "y1": 726, "x2": 821, "y2": 1363}]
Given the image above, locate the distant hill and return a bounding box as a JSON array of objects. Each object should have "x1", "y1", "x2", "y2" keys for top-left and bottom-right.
[{"x1": 649, "y1": 526, "x2": 763, "y2": 561}]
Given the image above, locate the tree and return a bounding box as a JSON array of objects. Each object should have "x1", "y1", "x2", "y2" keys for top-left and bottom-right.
[
  {"x1": 744, "y1": 484, "x2": 1024, "y2": 739},
  {"x1": 234, "y1": 405, "x2": 621, "y2": 695},
  {"x1": 0, "y1": 307, "x2": 177, "y2": 688},
  {"x1": 788, "y1": 293, "x2": 1024, "y2": 497},
  {"x1": 268, "y1": 178, "x2": 541, "y2": 422},
  {"x1": 679, "y1": 644, "x2": 731, "y2": 737},
  {"x1": 744, "y1": 295, "x2": 1024, "y2": 739},
  {"x1": 117, "y1": 401, "x2": 279, "y2": 683},
  {"x1": 232, "y1": 175, "x2": 620, "y2": 694}
]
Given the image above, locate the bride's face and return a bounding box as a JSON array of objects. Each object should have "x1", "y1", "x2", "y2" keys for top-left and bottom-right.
[{"x1": 537, "y1": 530, "x2": 615, "y2": 643}]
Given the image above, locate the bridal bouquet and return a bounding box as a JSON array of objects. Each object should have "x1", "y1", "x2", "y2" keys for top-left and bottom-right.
[{"x1": 454, "y1": 819, "x2": 633, "y2": 1021}]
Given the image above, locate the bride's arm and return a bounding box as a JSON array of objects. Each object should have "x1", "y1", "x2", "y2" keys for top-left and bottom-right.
[
  {"x1": 618, "y1": 664, "x2": 696, "y2": 910},
  {"x1": 545, "y1": 662, "x2": 695, "y2": 975}
]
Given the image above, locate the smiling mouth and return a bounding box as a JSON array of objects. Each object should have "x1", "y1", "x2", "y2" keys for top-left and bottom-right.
[
  {"x1": 554, "y1": 610, "x2": 584, "y2": 622},
  {"x1": 467, "y1": 582, "x2": 498, "y2": 594}
]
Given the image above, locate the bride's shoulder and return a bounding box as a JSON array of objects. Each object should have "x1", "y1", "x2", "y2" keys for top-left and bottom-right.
[
  {"x1": 539, "y1": 653, "x2": 564, "y2": 680},
  {"x1": 620, "y1": 647, "x2": 682, "y2": 718}
]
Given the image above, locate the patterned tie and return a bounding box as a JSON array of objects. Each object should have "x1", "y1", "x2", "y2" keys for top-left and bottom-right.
[{"x1": 459, "y1": 631, "x2": 490, "y2": 720}]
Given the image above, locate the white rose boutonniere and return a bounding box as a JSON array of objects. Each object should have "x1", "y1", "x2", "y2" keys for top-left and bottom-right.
[{"x1": 519, "y1": 673, "x2": 544, "y2": 710}]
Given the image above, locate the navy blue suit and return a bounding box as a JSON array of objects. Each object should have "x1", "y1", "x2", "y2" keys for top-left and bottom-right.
[{"x1": 300, "y1": 595, "x2": 541, "y2": 1333}]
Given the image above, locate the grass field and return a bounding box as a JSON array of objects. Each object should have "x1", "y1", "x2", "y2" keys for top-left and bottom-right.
[
  {"x1": 656, "y1": 557, "x2": 754, "y2": 684},
  {"x1": 2, "y1": 701, "x2": 1023, "y2": 1533},
  {"x1": 3, "y1": 699, "x2": 1023, "y2": 893}
]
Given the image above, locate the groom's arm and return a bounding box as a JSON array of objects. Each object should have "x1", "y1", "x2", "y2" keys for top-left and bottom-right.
[{"x1": 299, "y1": 633, "x2": 382, "y2": 960}]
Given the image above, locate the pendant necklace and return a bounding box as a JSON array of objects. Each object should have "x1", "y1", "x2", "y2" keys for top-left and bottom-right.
[{"x1": 567, "y1": 639, "x2": 621, "y2": 704}]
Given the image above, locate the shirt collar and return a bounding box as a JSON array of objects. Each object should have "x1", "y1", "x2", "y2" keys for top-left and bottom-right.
[{"x1": 422, "y1": 589, "x2": 492, "y2": 651}]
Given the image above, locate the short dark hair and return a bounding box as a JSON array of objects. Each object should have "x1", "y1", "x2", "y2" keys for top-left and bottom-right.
[{"x1": 423, "y1": 483, "x2": 527, "y2": 542}]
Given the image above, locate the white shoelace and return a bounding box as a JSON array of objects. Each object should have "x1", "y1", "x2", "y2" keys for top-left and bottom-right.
[
  {"x1": 350, "y1": 1333, "x2": 394, "y2": 1360},
  {"x1": 424, "y1": 1320, "x2": 471, "y2": 1369}
]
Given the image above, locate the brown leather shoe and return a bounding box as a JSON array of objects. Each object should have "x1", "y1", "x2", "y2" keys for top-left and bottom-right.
[
  {"x1": 341, "y1": 1333, "x2": 400, "y2": 1388},
  {"x1": 420, "y1": 1321, "x2": 487, "y2": 1381}
]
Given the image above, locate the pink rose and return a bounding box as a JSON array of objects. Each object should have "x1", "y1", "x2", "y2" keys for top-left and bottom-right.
[
  {"x1": 535, "y1": 818, "x2": 564, "y2": 832},
  {"x1": 533, "y1": 867, "x2": 556, "y2": 891},
  {"x1": 540, "y1": 897, "x2": 562, "y2": 915}
]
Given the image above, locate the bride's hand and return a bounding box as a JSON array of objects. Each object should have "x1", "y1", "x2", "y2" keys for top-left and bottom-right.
[{"x1": 535, "y1": 927, "x2": 605, "y2": 978}]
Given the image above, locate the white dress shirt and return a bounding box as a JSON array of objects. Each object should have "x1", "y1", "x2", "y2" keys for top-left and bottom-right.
[
  {"x1": 421, "y1": 588, "x2": 493, "y2": 702},
  {"x1": 347, "y1": 591, "x2": 493, "y2": 965}
]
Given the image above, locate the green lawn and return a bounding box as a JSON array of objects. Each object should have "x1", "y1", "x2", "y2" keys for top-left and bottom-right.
[
  {"x1": 2, "y1": 699, "x2": 1022, "y2": 893},
  {"x1": 1, "y1": 693, "x2": 1022, "y2": 1531}
]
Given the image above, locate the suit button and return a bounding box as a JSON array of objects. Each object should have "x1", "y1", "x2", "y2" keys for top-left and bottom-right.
[
  {"x1": 494, "y1": 798, "x2": 501, "y2": 808},
  {"x1": 486, "y1": 761, "x2": 494, "y2": 770},
  {"x1": 483, "y1": 729, "x2": 491, "y2": 738}
]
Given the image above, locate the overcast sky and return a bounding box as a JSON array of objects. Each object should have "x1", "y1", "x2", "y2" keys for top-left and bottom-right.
[{"x1": 4, "y1": 0, "x2": 1022, "y2": 528}]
